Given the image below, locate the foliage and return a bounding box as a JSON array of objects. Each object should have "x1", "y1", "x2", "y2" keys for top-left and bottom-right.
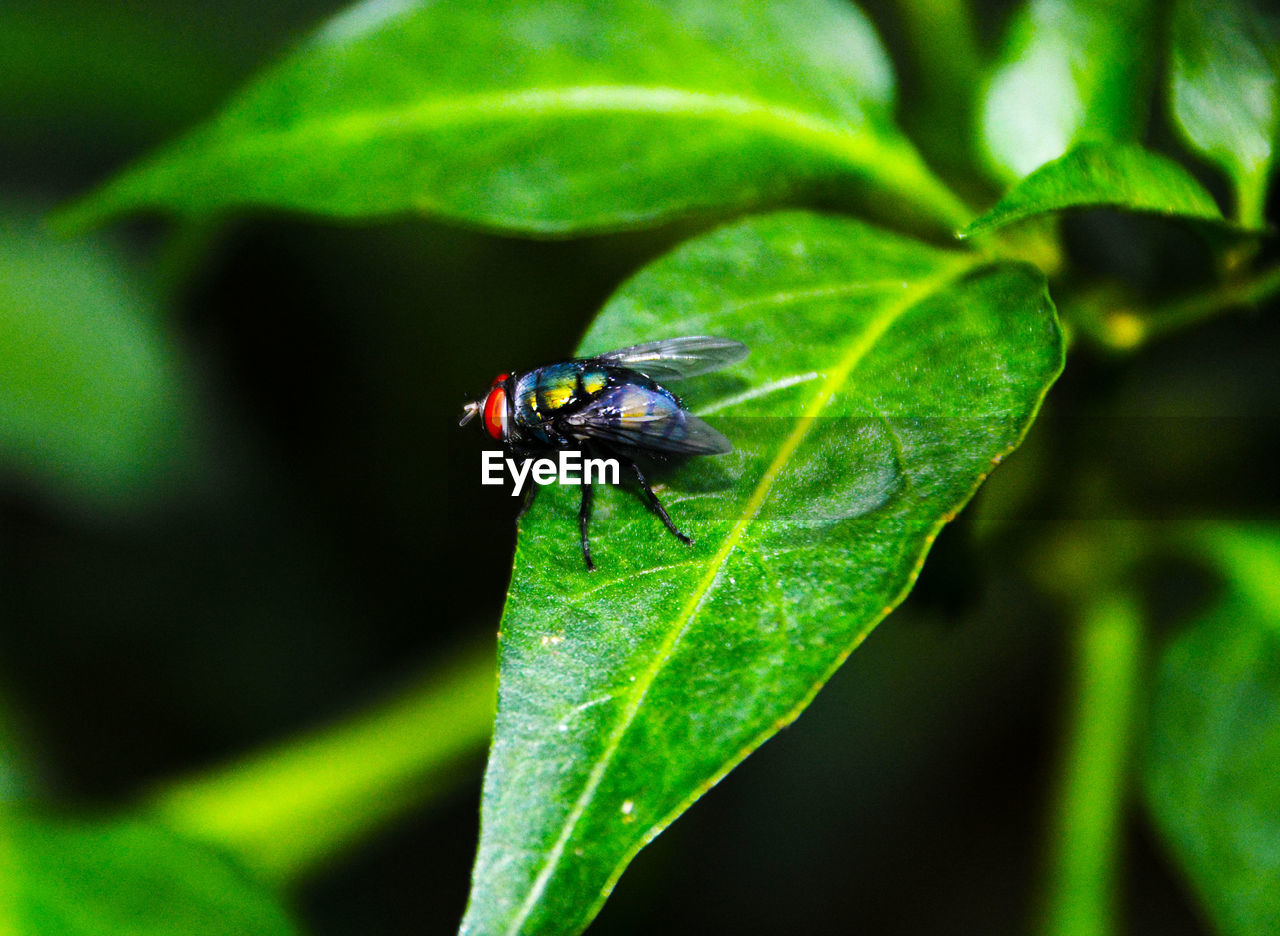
[
  {"x1": 960, "y1": 143, "x2": 1234, "y2": 238},
  {"x1": 3, "y1": 813, "x2": 301, "y2": 936},
  {"x1": 3, "y1": 0, "x2": 1279, "y2": 935},
  {"x1": 465, "y1": 215, "x2": 1060, "y2": 933},
  {"x1": 0, "y1": 210, "x2": 192, "y2": 508},
  {"x1": 1145, "y1": 526, "x2": 1280, "y2": 936}
]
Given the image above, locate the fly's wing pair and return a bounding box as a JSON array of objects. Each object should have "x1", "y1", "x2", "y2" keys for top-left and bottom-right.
[
  {"x1": 594, "y1": 336, "x2": 748, "y2": 383},
  {"x1": 563, "y1": 384, "x2": 732, "y2": 455},
  {"x1": 566, "y1": 337, "x2": 746, "y2": 456}
]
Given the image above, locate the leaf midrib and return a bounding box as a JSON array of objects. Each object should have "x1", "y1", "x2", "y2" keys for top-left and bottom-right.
[
  {"x1": 228, "y1": 86, "x2": 877, "y2": 160},
  {"x1": 500, "y1": 251, "x2": 981, "y2": 935}
]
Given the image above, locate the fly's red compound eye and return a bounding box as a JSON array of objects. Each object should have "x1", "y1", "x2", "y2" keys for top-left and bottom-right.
[{"x1": 482, "y1": 378, "x2": 508, "y2": 440}]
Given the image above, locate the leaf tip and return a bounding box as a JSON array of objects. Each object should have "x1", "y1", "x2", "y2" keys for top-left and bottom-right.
[{"x1": 954, "y1": 209, "x2": 1002, "y2": 241}]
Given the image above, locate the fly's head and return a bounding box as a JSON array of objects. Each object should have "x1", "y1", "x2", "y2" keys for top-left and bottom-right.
[{"x1": 459, "y1": 372, "x2": 513, "y2": 442}]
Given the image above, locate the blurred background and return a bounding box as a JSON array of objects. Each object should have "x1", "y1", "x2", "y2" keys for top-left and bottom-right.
[{"x1": 2, "y1": 0, "x2": 1277, "y2": 933}]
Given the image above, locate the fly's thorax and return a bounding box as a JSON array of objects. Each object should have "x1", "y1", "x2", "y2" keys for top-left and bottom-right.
[{"x1": 513, "y1": 363, "x2": 614, "y2": 425}]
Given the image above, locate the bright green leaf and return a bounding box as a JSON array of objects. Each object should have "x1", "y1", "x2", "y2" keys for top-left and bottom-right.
[
  {"x1": 1170, "y1": 0, "x2": 1280, "y2": 228},
  {"x1": 460, "y1": 213, "x2": 1063, "y2": 935},
  {"x1": 4, "y1": 812, "x2": 300, "y2": 936},
  {"x1": 0, "y1": 209, "x2": 191, "y2": 507},
  {"x1": 1145, "y1": 525, "x2": 1280, "y2": 936},
  {"x1": 961, "y1": 143, "x2": 1228, "y2": 238},
  {"x1": 58, "y1": 0, "x2": 970, "y2": 235},
  {"x1": 980, "y1": 0, "x2": 1156, "y2": 180}
]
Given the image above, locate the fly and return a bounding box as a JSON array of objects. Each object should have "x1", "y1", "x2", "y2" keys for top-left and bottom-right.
[{"x1": 460, "y1": 336, "x2": 748, "y2": 570}]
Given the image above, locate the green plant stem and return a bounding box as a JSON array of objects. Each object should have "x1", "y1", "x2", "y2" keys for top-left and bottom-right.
[
  {"x1": 1083, "y1": 263, "x2": 1280, "y2": 351},
  {"x1": 1148, "y1": 263, "x2": 1280, "y2": 334},
  {"x1": 1043, "y1": 592, "x2": 1144, "y2": 936},
  {"x1": 149, "y1": 642, "x2": 496, "y2": 886},
  {"x1": 1236, "y1": 170, "x2": 1268, "y2": 232}
]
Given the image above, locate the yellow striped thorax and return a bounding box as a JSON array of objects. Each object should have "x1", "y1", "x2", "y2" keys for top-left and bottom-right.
[{"x1": 513, "y1": 361, "x2": 619, "y2": 442}]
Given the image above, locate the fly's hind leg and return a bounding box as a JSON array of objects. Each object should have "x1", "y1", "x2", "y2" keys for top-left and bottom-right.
[
  {"x1": 578, "y1": 479, "x2": 596, "y2": 571},
  {"x1": 628, "y1": 460, "x2": 693, "y2": 546},
  {"x1": 516, "y1": 479, "x2": 539, "y2": 520}
]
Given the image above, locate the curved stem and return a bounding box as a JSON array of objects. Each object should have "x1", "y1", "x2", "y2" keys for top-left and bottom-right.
[{"x1": 1076, "y1": 263, "x2": 1280, "y2": 352}]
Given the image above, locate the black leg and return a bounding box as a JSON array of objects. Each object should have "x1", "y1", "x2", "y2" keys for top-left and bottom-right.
[
  {"x1": 630, "y1": 461, "x2": 693, "y2": 545},
  {"x1": 579, "y1": 480, "x2": 596, "y2": 571},
  {"x1": 516, "y1": 480, "x2": 539, "y2": 520}
]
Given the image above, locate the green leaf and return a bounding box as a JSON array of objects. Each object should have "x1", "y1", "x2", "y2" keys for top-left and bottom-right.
[
  {"x1": 1169, "y1": 0, "x2": 1280, "y2": 227},
  {"x1": 960, "y1": 143, "x2": 1228, "y2": 238},
  {"x1": 3, "y1": 812, "x2": 300, "y2": 936},
  {"x1": 980, "y1": 0, "x2": 1156, "y2": 180},
  {"x1": 1145, "y1": 525, "x2": 1280, "y2": 936},
  {"x1": 58, "y1": 0, "x2": 970, "y2": 235},
  {"x1": 151, "y1": 643, "x2": 497, "y2": 884},
  {"x1": 460, "y1": 212, "x2": 1063, "y2": 935},
  {"x1": 0, "y1": 208, "x2": 191, "y2": 508}
]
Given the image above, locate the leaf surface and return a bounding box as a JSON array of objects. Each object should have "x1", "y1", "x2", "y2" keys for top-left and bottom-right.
[
  {"x1": 961, "y1": 143, "x2": 1228, "y2": 238},
  {"x1": 1145, "y1": 524, "x2": 1280, "y2": 936},
  {"x1": 980, "y1": 0, "x2": 1156, "y2": 179},
  {"x1": 59, "y1": 0, "x2": 968, "y2": 234},
  {"x1": 0, "y1": 209, "x2": 191, "y2": 507},
  {"x1": 1169, "y1": 0, "x2": 1280, "y2": 226},
  {"x1": 4, "y1": 813, "x2": 300, "y2": 936},
  {"x1": 461, "y1": 212, "x2": 1063, "y2": 935}
]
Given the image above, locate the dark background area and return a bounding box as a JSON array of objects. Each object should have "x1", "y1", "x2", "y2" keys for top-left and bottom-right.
[{"x1": 3, "y1": 0, "x2": 1277, "y2": 932}]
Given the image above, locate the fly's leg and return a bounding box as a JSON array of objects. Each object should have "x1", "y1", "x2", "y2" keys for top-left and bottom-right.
[
  {"x1": 629, "y1": 460, "x2": 693, "y2": 546},
  {"x1": 516, "y1": 480, "x2": 539, "y2": 520},
  {"x1": 579, "y1": 479, "x2": 596, "y2": 571}
]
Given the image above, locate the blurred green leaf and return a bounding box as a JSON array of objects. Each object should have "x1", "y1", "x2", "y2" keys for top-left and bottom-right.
[
  {"x1": 1145, "y1": 524, "x2": 1280, "y2": 936},
  {"x1": 0, "y1": 209, "x2": 190, "y2": 507},
  {"x1": 58, "y1": 0, "x2": 970, "y2": 235},
  {"x1": 961, "y1": 143, "x2": 1228, "y2": 238},
  {"x1": 980, "y1": 0, "x2": 1156, "y2": 180},
  {"x1": 152, "y1": 643, "x2": 496, "y2": 884},
  {"x1": 1169, "y1": 0, "x2": 1280, "y2": 227},
  {"x1": 3, "y1": 813, "x2": 299, "y2": 936},
  {"x1": 461, "y1": 212, "x2": 1063, "y2": 935}
]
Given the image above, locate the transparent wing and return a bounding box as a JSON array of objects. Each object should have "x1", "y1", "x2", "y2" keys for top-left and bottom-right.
[
  {"x1": 594, "y1": 336, "x2": 748, "y2": 382},
  {"x1": 563, "y1": 384, "x2": 732, "y2": 455}
]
